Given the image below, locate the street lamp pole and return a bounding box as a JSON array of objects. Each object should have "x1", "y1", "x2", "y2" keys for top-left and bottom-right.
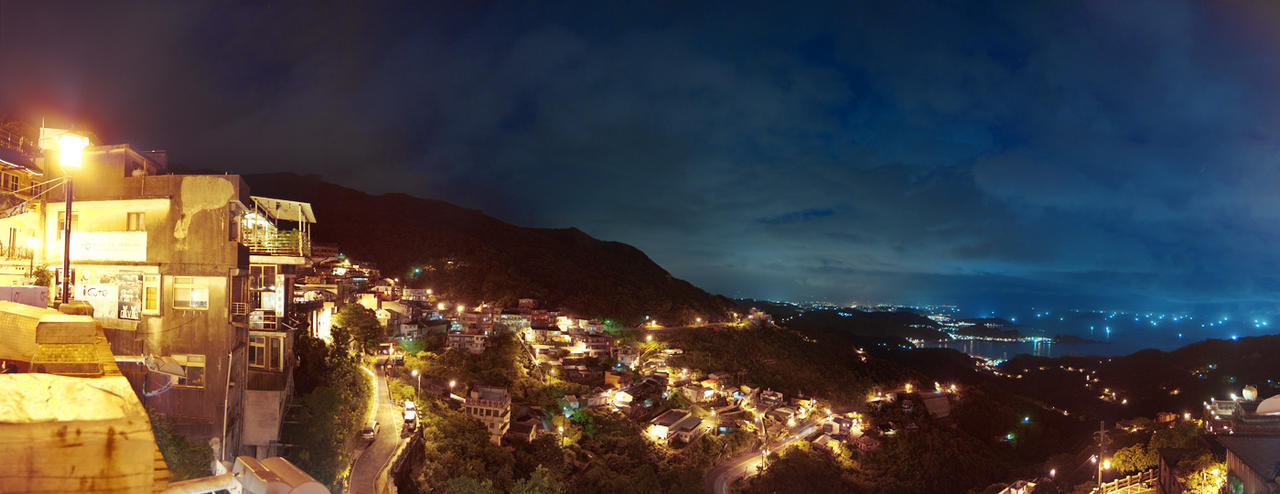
[
  {"x1": 61, "y1": 177, "x2": 71, "y2": 304},
  {"x1": 55, "y1": 135, "x2": 86, "y2": 306}
]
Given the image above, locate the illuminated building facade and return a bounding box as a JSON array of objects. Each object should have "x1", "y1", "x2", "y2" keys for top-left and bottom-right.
[{"x1": 0, "y1": 128, "x2": 313, "y2": 461}]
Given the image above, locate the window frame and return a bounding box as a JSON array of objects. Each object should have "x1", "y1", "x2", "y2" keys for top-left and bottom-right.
[
  {"x1": 175, "y1": 354, "x2": 206, "y2": 388},
  {"x1": 142, "y1": 275, "x2": 161, "y2": 315},
  {"x1": 248, "y1": 332, "x2": 284, "y2": 371},
  {"x1": 126, "y1": 212, "x2": 145, "y2": 232},
  {"x1": 172, "y1": 276, "x2": 209, "y2": 310}
]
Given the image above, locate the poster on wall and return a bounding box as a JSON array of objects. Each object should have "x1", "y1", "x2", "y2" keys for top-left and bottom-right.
[
  {"x1": 116, "y1": 273, "x2": 142, "y2": 321},
  {"x1": 76, "y1": 284, "x2": 119, "y2": 319}
]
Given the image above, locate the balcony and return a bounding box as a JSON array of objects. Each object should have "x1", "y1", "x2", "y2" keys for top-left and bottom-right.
[{"x1": 241, "y1": 228, "x2": 310, "y2": 257}]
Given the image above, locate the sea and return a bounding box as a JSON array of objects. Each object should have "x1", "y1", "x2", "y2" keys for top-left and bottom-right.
[{"x1": 920, "y1": 308, "x2": 1278, "y2": 360}]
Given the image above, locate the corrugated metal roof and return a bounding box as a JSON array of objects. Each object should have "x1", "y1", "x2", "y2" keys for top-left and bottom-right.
[{"x1": 251, "y1": 196, "x2": 316, "y2": 223}]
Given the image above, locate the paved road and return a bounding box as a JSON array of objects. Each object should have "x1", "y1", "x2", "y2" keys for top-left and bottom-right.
[
  {"x1": 704, "y1": 422, "x2": 819, "y2": 494},
  {"x1": 349, "y1": 365, "x2": 402, "y2": 494}
]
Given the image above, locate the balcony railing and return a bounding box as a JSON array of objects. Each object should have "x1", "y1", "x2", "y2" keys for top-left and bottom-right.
[
  {"x1": 241, "y1": 229, "x2": 310, "y2": 257},
  {"x1": 249, "y1": 309, "x2": 279, "y2": 331}
]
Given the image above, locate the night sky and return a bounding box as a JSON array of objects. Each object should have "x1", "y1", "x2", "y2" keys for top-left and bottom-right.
[{"x1": 4, "y1": 1, "x2": 1280, "y2": 313}]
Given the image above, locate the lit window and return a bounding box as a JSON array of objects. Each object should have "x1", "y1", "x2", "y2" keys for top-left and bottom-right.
[
  {"x1": 176, "y1": 354, "x2": 206, "y2": 387},
  {"x1": 173, "y1": 277, "x2": 209, "y2": 309},
  {"x1": 126, "y1": 212, "x2": 145, "y2": 231},
  {"x1": 143, "y1": 275, "x2": 161, "y2": 315}
]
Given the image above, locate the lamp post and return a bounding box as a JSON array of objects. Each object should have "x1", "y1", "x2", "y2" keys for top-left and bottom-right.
[
  {"x1": 558, "y1": 425, "x2": 565, "y2": 447},
  {"x1": 56, "y1": 135, "x2": 87, "y2": 304},
  {"x1": 411, "y1": 369, "x2": 420, "y2": 397}
]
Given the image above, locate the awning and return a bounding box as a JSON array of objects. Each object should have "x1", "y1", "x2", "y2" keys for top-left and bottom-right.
[{"x1": 250, "y1": 196, "x2": 316, "y2": 223}]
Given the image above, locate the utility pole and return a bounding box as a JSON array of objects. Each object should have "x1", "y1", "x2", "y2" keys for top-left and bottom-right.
[{"x1": 1094, "y1": 420, "x2": 1110, "y2": 493}]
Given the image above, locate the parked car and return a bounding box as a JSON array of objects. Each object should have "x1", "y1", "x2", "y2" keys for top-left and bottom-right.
[{"x1": 360, "y1": 420, "x2": 379, "y2": 440}]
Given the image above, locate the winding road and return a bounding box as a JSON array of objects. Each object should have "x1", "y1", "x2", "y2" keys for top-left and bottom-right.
[
  {"x1": 349, "y1": 364, "x2": 403, "y2": 494},
  {"x1": 703, "y1": 421, "x2": 819, "y2": 494}
]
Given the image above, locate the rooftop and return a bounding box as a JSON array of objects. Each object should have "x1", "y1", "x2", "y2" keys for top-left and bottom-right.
[
  {"x1": 1218, "y1": 435, "x2": 1280, "y2": 477},
  {"x1": 651, "y1": 409, "x2": 690, "y2": 427}
]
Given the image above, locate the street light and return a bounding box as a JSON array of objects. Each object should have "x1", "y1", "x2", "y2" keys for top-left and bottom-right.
[
  {"x1": 558, "y1": 425, "x2": 565, "y2": 447},
  {"x1": 25, "y1": 236, "x2": 38, "y2": 275},
  {"x1": 411, "y1": 369, "x2": 420, "y2": 396},
  {"x1": 56, "y1": 134, "x2": 87, "y2": 305}
]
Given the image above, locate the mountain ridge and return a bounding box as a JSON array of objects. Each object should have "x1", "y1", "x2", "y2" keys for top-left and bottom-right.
[{"x1": 241, "y1": 172, "x2": 733, "y2": 323}]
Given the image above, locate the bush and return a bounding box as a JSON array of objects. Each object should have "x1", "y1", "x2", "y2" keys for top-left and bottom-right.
[{"x1": 148, "y1": 409, "x2": 214, "y2": 481}]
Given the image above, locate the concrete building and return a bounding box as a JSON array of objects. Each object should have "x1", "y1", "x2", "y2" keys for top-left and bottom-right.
[
  {"x1": 0, "y1": 128, "x2": 311, "y2": 460},
  {"x1": 447, "y1": 331, "x2": 488, "y2": 354},
  {"x1": 647, "y1": 409, "x2": 691, "y2": 443},
  {"x1": 464, "y1": 386, "x2": 511, "y2": 444}
]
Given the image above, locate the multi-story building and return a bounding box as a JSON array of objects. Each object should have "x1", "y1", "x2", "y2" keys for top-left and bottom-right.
[
  {"x1": 447, "y1": 331, "x2": 488, "y2": 354},
  {"x1": 464, "y1": 386, "x2": 511, "y2": 444},
  {"x1": 0, "y1": 127, "x2": 310, "y2": 461}
]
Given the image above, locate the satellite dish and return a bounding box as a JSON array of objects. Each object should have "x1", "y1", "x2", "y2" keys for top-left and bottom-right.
[
  {"x1": 145, "y1": 355, "x2": 187, "y2": 378},
  {"x1": 1244, "y1": 385, "x2": 1258, "y2": 401}
]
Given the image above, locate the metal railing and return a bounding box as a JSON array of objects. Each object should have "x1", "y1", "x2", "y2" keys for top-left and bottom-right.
[
  {"x1": 1098, "y1": 469, "x2": 1155, "y2": 493},
  {"x1": 0, "y1": 128, "x2": 36, "y2": 155},
  {"x1": 240, "y1": 229, "x2": 310, "y2": 257}
]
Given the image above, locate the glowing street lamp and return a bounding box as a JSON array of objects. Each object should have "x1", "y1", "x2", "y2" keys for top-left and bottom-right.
[
  {"x1": 411, "y1": 369, "x2": 420, "y2": 395},
  {"x1": 56, "y1": 134, "x2": 88, "y2": 305},
  {"x1": 646, "y1": 334, "x2": 653, "y2": 342},
  {"x1": 25, "y1": 236, "x2": 38, "y2": 274}
]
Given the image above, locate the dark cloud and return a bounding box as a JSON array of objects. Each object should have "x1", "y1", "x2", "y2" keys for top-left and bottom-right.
[
  {"x1": 757, "y1": 208, "x2": 835, "y2": 225},
  {"x1": 4, "y1": 1, "x2": 1280, "y2": 312}
]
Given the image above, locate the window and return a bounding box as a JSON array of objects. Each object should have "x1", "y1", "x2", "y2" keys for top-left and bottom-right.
[
  {"x1": 143, "y1": 275, "x2": 161, "y2": 315},
  {"x1": 2, "y1": 173, "x2": 18, "y2": 191},
  {"x1": 250, "y1": 265, "x2": 277, "y2": 291},
  {"x1": 126, "y1": 212, "x2": 145, "y2": 231},
  {"x1": 249, "y1": 333, "x2": 284, "y2": 371},
  {"x1": 270, "y1": 337, "x2": 282, "y2": 370},
  {"x1": 56, "y1": 212, "x2": 78, "y2": 239},
  {"x1": 249, "y1": 335, "x2": 266, "y2": 368},
  {"x1": 176, "y1": 354, "x2": 205, "y2": 388},
  {"x1": 173, "y1": 277, "x2": 209, "y2": 309}
]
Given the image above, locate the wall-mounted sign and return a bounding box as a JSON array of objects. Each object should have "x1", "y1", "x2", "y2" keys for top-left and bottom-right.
[{"x1": 62, "y1": 231, "x2": 147, "y2": 262}]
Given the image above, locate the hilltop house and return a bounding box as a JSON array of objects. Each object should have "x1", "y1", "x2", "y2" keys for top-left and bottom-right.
[{"x1": 465, "y1": 386, "x2": 511, "y2": 444}]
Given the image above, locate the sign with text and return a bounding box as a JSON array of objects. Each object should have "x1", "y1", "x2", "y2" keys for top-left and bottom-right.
[{"x1": 62, "y1": 231, "x2": 148, "y2": 262}]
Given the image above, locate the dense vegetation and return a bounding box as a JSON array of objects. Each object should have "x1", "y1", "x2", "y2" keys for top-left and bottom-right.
[
  {"x1": 243, "y1": 173, "x2": 734, "y2": 324},
  {"x1": 149, "y1": 409, "x2": 214, "y2": 481},
  {"x1": 660, "y1": 323, "x2": 1094, "y2": 493},
  {"x1": 999, "y1": 335, "x2": 1280, "y2": 423},
  {"x1": 281, "y1": 327, "x2": 372, "y2": 490}
]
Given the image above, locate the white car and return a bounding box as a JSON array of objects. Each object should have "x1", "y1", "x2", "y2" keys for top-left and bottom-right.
[{"x1": 360, "y1": 420, "x2": 379, "y2": 440}]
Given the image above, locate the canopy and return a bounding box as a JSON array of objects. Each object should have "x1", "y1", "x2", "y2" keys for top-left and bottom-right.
[{"x1": 251, "y1": 196, "x2": 316, "y2": 223}]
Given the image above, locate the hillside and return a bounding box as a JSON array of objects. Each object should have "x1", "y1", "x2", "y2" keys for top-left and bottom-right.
[{"x1": 243, "y1": 173, "x2": 733, "y2": 323}]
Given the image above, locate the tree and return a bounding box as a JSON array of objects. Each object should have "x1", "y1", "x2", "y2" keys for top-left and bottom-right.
[
  {"x1": 444, "y1": 476, "x2": 501, "y2": 494},
  {"x1": 510, "y1": 465, "x2": 562, "y2": 494},
  {"x1": 1176, "y1": 451, "x2": 1225, "y2": 494},
  {"x1": 1111, "y1": 443, "x2": 1152, "y2": 474},
  {"x1": 148, "y1": 409, "x2": 213, "y2": 481},
  {"x1": 334, "y1": 303, "x2": 382, "y2": 354}
]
